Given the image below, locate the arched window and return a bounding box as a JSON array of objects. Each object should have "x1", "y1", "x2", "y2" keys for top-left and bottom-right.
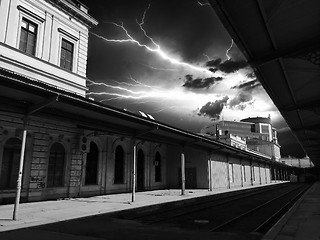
[
  {"x1": 47, "y1": 142, "x2": 65, "y2": 187},
  {"x1": 0, "y1": 138, "x2": 21, "y2": 189},
  {"x1": 114, "y1": 146, "x2": 124, "y2": 184},
  {"x1": 155, "y1": 152, "x2": 162, "y2": 182},
  {"x1": 85, "y1": 142, "x2": 99, "y2": 185}
]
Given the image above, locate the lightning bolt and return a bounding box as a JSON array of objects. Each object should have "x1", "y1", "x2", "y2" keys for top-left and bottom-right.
[
  {"x1": 150, "y1": 106, "x2": 186, "y2": 114},
  {"x1": 91, "y1": 4, "x2": 215, "y2": 75},
  {"x1": 87, "y1": 79, "x2": 147, "y2": 95},
  {"x1": 203, "y1": 53, "x2": 211, "y2": 61},
  {"x1": 136, "y1": 4, "x2": 159, "y2": 48},
  {"x1": 197, "y1": 1, "x2": 211, "y2": 6},
  {"x1": 226, "y1": 39, "x2": 234, "y2": 60},
  {"x1": 142, "y1": 63, "x2": 177, "y2": 72},
  {"x1": 127, "y1": 75, "x2": 161, "y2": 90},
  {"x1": 87, "y1": 79, "x2": 167, "y2": 101}
]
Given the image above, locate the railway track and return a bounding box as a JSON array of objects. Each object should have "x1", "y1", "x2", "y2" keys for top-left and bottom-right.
[
  {"x1": 113, "y1": 183, "x2": 311, "y2": 236},
  {"x1": 209, "y1": 183, "x2": 310, "y2": 233},
  {"x1": 124, "y1": 183, "x2": 289, "y2": 224}
]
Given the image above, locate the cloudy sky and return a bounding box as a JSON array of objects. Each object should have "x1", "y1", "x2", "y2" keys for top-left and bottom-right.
[{"x1": 81, "y1": 0, "x2": 305, "y2": 157}]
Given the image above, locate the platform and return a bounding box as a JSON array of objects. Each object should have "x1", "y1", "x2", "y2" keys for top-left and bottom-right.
[
  {"x1": 263, "y1": 181, "x2": 320, "y2": 240},
  {"x1": 1, "y1": 181, "x2": 319, "y2": 240},
  {"x1": 0, "y1": 183, "x2": 283, "y2": 232}
]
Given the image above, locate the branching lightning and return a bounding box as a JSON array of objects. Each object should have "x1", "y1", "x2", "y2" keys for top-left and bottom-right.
[
  {"x1": 197, "y1": 1, "x2": 211, "y2": 6},
  {"x1": 127, "y1": 75, "x2": 161, "y2": 90},
  {"x1": 91, "y1": 4, "x2": 214, "y2": 75},
  {"x1": 150, "y1": 106, "x2": 187, "y2": 114},
  {"x1": 87, "y1": 79, "x2": 147, "y2": 95},
  {"x1": 136, "y1": 4, "x2": 158, "y2": 48},
  {"x1": 87, "y1": 79, "x2": 219, "y2": 110},
  {"x1": 142, "y1": 63, "x2": 177, "y2": 72},
  {"x1": 87, "y1": 3, "x2": 232, "y2": 115},
  {"x1": 203, "y1": 53, "x2": 211, "y2": 61},
  {"x1": 87, "y1": 79, "x2": 166, "y2": 101},
  {"x1": 226, "y1": 39, "x2": 234, "y2": 60}
]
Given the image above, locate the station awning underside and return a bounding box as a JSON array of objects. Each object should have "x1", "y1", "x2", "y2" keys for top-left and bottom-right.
[
  {"x1": 210, "y1": 0, "x2": 320, "y2": 166},
  {"x1": 0, "y1": 68, "x2": 286, "y2": 166}
]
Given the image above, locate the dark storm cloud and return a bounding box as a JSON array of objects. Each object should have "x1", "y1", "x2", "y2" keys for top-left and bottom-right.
[
  {"x1": 206, "y1": 58, "x2": 222, "y2": 67},
  {"x1": 229, "y1": 79, "x2": 261, "y2": 110},
  {"x1": 209, "y1": 68, "x2": 218, "y2": 73},
  {"x1": 182, "y1": 74, "x2": 223, "y2": 89},
  {"x1": 246, "y1": 71, "x2": 256, "y2": 79},
  {"x1": 197, "y1": 96, "x2": 229, "y2": 119},
  {"x1": 206, "y1": 58, "x2": 248, "y2": 74},
  {"x1": 229, "y1": 92, "x2": 253, "y2": 109},
  {"x1": 231, "y1": 79, "x2": 261, "y2": 91}
]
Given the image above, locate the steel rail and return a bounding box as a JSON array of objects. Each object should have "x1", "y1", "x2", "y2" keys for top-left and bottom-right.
[
  {"x1": 208, "y1": 184, "x2": 307, "y2": 232},
  {"x1": 128, "y1": 184, "x2": 290, "y2": 224},
  {"x1": 253, "y1": 184, "x2": 311, "y2": 233}
]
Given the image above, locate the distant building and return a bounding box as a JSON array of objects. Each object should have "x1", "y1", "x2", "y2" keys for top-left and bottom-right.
[
  {"x1": 200, "y1": 116, "x2": 281, "y2": 161},
  {"x1": 281, "y1": 156, "x2": 314, "y2": 168},
  {"x1": 219, "y1": 133, "x2": 247, "y2": 151}
]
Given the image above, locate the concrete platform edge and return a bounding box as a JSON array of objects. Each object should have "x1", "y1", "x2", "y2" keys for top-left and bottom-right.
[{"x1": 262, "y1": 182, "x2": 316, "y2": 240}]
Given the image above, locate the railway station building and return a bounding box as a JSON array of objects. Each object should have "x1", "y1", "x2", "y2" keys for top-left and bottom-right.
[{"x1": 0, "y1": 0, "x2": 290, "y2": 204}]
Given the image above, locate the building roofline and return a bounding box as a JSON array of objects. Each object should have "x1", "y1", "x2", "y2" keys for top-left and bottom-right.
[
  {"x1": 46, "y1": 0, "x2": 98, "y2": 28},
  {"x1": 0, "y1": 67, "x2": 290, "y2": 166}
]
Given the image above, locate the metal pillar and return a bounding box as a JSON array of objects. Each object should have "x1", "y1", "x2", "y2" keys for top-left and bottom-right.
[
  {"x1": 208, "y1": 153, "x2": 213, "y2": 191},
  {"x1": 259, "y1": 163, "x2": 262, "y2": 184},
  {"x1": 240, "y1": 160, "x2": 243, "y2": 187},
  {"x1": 13, "y1": 129, "x2": 27, "y2": 220},
  {"x1": 132, "y1": 143, "x2": 137, "y2": 202},
  {"x1": 250, "y1": 160, "x2": 253, "y2": 186},
  {"x1": 227, "y1": 157, "x2": 230, "y2": 189},
  {"x1": 181, "y1": 150, "x2": 185, "y2": 195},
  {"x1": 265, "y1": 164, "x2": 267, "y2": 183}
]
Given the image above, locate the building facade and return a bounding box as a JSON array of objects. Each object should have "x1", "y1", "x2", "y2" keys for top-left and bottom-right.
[
  {"x1": 200, "y1": 116, "x2": 281, "y2": 161},
  {"x1": 0, "y1": 0, "x2": 97, "y2": 95}
]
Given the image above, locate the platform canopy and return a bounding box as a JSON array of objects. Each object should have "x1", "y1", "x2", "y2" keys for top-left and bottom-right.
[{"x1": 210, "y1": 0, "x2": 320, "y2": 165}]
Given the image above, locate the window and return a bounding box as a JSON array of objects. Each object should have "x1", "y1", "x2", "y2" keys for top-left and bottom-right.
[
  {"x1": 0, "y1": 138, "x2": 21, "y2": 190},
  {"x1": 261, "y1": 125, "x2": 269, "y2": 134},
  {"x1": 19, "y1": 18, "x2": 37, "y2": 55},
  {"x1": 60, "y1": 38, "x2": 74, "y2": 71},
  {"x1": 85, "y1": 142, "x2": 99, "y2": 185},
  {"x1": 47, "y1": 143, "x2": 65, "y2": 187},
  {"x1": 155, "y1": 152, "x2": 161, "y2": 182},
  {"x1": 114, "y1": 146, "x2": 124, "y2": 184}
]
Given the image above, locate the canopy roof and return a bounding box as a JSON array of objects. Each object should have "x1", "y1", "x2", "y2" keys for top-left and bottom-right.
[{"x1": 210, "y1": 0, "x2": 320, "y2": 165}]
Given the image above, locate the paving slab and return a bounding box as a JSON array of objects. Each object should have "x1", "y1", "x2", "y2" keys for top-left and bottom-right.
[
  {"x1": 263, "y1": 181, "x2": 320, "y2": 240},
  {"x1": 0, "y1": 182, "x2": 289, "y2": 240},
  {"x1": 0, "y1": 184, "x2": 286, "y2": 232}
]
